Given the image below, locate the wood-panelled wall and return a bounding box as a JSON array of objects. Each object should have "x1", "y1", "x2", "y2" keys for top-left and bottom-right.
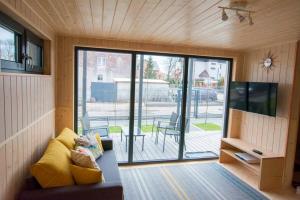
[
  {"x1": 0, "y1": 0, "x2": 56, "y2": 199},
  {"x1": 230, "y1": 41, "x2": 300, "y2": 186},
  {"x1": 55, "y1": 36, "x2": 244, "y2": 133},
  {"x1": 239, "y1": 42, "x2": 297, "y2": 155},
  {"x1": 0, "y1": 74, "x2": 55, "y2": 200}
]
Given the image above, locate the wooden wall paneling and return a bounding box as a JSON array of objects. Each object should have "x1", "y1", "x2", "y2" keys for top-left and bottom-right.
[
  {"x1": 237, "y1": 42, "x2": 297, "y2": 155},
  {"x1": 0, "y1": 76, "x2": 5, "y2": 143},
  {"x1": 22, "y1": 77, "x2": 28, "y2": 129},
  {"x1": 18, "y1": 0, "x2": 300, "y2": 50},
  {"x1": 0, "y1": 147, "x2": 6, "y2": 199},
  {"x1": 234, "y1": 41, "x2": 299, "y2": 188},
  {"x1": 17, "y1": 133, "x2": 24, "y2": 189},
  {"x1": 0, "y1": 74, "x2": 55, "y2": 199},
  {"x1": 12, "y1": 136, "x2": 19, "y2": 199},
  {"x1": 282, "y1": 41, "x2": 300, "y2": 186},
  {"x1": 11, "y1": 76, "x2": 17, "y2": 135},
  {"x1": 102, "y1": 0, "x2": 118, "y2": 36},
  {"x1": 4, "y1": 76, "x2": 12, "y2": 140},
  {"x1": 5, "y1": 140, "x2": 13, "y2": 199},
  {"x1": 0, "y1": 2, "x2": 56, "y2": 200},
  {"x1": 17, "y1": 77, "x2": 23, "y2": 131}
]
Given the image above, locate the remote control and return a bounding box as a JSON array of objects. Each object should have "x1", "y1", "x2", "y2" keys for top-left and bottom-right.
[{"x1": 253, "y1": 149, "x2": 263, "y2": 155}]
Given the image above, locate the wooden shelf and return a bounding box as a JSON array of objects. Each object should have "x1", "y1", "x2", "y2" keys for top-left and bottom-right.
[
  {"x1": 220, "y1": 138, "x2": 285, "y2": 190},
  {"x1": 221, "y1": 149, "x2": 260, "y2": 174},
  {"x1": 221, "y1": 138, "x2": 284, "y2": 159}
]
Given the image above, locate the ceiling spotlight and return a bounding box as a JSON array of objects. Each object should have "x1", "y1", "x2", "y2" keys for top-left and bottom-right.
[
  {"x1": 248, "y1": 12, "x2": 254, "y2": 25},
  {"x1": 218, "y1": 6, "x2": 254, "y2": 26},
  {"x1": 222, "y1": 8, "x2": 228, "y2": 21},
  {"x1": 236, "y1": 11, "x2": 245, "y2": 22}
]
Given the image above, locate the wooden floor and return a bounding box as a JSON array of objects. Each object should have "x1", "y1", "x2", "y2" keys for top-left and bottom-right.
[{"x1": 111, "y1": 131, "x2": 221, "y2": 162}]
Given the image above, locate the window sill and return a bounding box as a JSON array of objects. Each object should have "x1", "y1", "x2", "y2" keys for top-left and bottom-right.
[{"x1": 0, "y1": 72, "x2": 53, "y2": 77}]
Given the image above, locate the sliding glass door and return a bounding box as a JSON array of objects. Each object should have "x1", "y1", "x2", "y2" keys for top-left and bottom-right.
[
  {"x1": 76, "y1": 49, "x2": 132, "y2": 162},
  {"x1": 133, "y1": 54, "x2": 184, "y2": 162},
  {"x1": 75, "y1": 47, "x2": 231, "y2": 163},
  {"x1": 184, "y1": 58, "x2": 230, "y2": 159}
]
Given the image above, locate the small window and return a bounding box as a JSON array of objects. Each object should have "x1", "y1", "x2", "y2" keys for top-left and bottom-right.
[
  {"x1": 97, "y1": 74, "x2": 103, "y2": 81},
  {"x1": 27, "y1": 41, "x2": 42, "y2": 66},
  {"x1": 26, "y1": 31, "x2": 43, "y2": 73},
  {"x1": 96, "y1": 56, "x2": 106, "y2": 67},
  {"x1": 0, "y1": 11, "x2": 44, "y2": 74},
  {"x1": 0, "y1": 26, "x2": 16, "y2": 61}
]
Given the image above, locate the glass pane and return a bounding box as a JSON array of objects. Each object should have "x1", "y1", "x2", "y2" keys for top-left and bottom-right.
[
  {"x1": 0, "y1": 26, "x2": 15, "y2": 61},
  {"x1": 27, "y1": 41, "x2": 42, "y2": 67},
  {"x1": 76, "y1": 50, "x2": 132, "y2": 163},
  {"x1": 184, "y1": 58, "x2": 229, "y2": 160},
  {"x1": 133, "y1": 54, "x2": 184, "y2": 162}
]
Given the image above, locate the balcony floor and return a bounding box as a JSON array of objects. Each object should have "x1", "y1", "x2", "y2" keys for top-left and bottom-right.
[{"x1": 110, "y1": 131, "x2": 221, "y2": 162}]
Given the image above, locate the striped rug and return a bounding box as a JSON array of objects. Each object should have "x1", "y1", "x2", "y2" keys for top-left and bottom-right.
[{"x1": 120, "y1": 163, "x2": 268, "y2": 200}]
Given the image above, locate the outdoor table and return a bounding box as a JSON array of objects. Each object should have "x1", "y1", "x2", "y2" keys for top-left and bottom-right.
[{"x1": 121, "y1": 126, "x2": 145, "y2": 152}]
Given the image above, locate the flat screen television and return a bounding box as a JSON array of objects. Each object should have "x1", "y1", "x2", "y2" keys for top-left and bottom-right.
[
  {"x1": 229, "y1": 82, "x2": 248, "y2": 110},
  {"x1": 229, "y1": 81, "x2": 278, "y2": 117},
  {"x1": 248, "y1": 82, "x2": 277, "y2": 116}
]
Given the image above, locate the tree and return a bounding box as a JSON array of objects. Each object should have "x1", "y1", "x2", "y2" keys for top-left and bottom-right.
[
  {"x1": 165, "y1": 57, "x2": 181, "y2": 82},
  {"x1": 144, "y1": 56, "x2": 156, "y2": 79},
  {"x1": 217, "y1": 77, "x2": 224, "y2": 87},
  {"x1": 0, "y1": 39, "x2": 15, "y2": 61}
]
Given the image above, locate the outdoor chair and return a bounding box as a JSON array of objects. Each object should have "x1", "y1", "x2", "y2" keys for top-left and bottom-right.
[
  {"x1": 81, "y1": 112, "x2": 110, "y2": 137},
  {"x1": 159, "y1": 118, "x2": 190, "y2": 152},
  {"x1": 152, "y1": 112, "x2": 178, "y2": 144}
]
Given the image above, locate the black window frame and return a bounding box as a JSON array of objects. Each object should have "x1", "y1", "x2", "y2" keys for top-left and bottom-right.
[
  {"x1": 74, "y1": 46, "x2": 233, "y2": 165},
  {"x1": 0, "y1": 11, "x2": 44, "y2": 74}
]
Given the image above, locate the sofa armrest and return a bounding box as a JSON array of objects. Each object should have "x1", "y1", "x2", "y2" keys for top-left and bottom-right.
[
  {"x1": 102, "y1": 138, "x2": 113, "y2": 151},
  {"x1": 19, "y1": 181, "x2": 123, "y2": 200}
]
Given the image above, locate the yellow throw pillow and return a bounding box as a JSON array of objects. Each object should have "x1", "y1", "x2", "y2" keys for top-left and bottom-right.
[
  {"x1": 31, "y1": 139, "x2": 74, "y2": 188},
  {"x1": 70, "y1": 164, "x2": 104, "y2": 185},
  {"x1": 95, "y1": 133, "x2": 104, "y2": 153},
  {"x1": 56, "y1": 128, "x2": 79, "y2": 149}
]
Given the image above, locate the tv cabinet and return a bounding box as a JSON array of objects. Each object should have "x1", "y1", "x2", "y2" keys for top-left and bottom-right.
[{"x1": 220, "y1": 138, "x2": 285, "y2": 190}]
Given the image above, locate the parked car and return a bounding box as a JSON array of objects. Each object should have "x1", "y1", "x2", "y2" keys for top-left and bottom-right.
[
  {"x1": 174, "y1": 88, "x2": 218, "y2": 102},
  {"x1": 194, "y1": 88, "x2": 218, "y2": 102}
]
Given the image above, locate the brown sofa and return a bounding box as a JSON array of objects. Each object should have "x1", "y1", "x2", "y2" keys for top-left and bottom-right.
[{"x1": 19, "y1": 139, "x2": 123, "y2": 200}]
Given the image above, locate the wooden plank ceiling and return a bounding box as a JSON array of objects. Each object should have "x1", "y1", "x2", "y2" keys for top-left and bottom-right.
[{"x1": 23, "y1": 0, "x2": 300, "y2": 50}]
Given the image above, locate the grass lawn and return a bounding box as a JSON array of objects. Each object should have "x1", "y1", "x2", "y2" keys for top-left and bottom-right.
[
  {"x1": 110, "y1": 125, "x2": 156, "y2": 134},
  {"x1": 194, "y1": 122, "x2": 221, "y2": 131},
  {"x1": 109, "y1": 126, "x2": 122, "y2": 133},
  {"x1": 78, "y1": 125, "x2": 157, "y2": 135},
  {"x1": 141, "y1": 125, "x2": 157, "y2": 133}
]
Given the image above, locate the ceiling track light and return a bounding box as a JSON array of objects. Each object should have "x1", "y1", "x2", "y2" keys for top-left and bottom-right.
[
  {"x1": 218, "y1": 6, "x2": 255, "y2": 25},
  {"x1": 222, "y1": 8, "x2": 228, "y2": 21},
  {"x1": 236, "y1": 11, "x2": 245, "y2": 22},
  {"x1": 248, "y1": 12, "x2": 254, "y2": 25}
]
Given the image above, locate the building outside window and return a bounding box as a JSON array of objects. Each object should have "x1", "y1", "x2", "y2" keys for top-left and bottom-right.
[
  {"x1": 96, "y1": 56, "x2": 106, "y2": 67},
  {"x1": 97, "y1": 74, "x2": 103, "y2": 81}
]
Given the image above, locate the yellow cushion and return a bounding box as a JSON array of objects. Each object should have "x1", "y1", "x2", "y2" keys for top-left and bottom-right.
[
  {"x1": 56, "y1": 128, "x2": 79, "y2": 149},
  {"x1": 70, "y1": 164, "x2": 103, "y2": 185},
  {"x1": 30, "y1": 139, "x2": 74, "y2": 188},
  {"x1": 95, "y1": 133, "x2": 104, "y2": 153}
]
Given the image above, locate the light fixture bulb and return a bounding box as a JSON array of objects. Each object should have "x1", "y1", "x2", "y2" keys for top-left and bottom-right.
[
  {"x1": 222, "y1": 8, "x2": 228, "y2": 21},
  {"x1": 236, "y1": 11, "x2": 245, "y2": 22},
  {"x1": 248, "y1": 12, "x2": 254, "y2": 25}
]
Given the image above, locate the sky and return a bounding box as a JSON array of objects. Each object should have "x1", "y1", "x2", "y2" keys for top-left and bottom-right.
[
  {"x1": 0, "y1": 26, "x2": 14, "y2": 42},
  {"x1": 143, "y1": 55, "x2": 228, "y2": 78}
]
